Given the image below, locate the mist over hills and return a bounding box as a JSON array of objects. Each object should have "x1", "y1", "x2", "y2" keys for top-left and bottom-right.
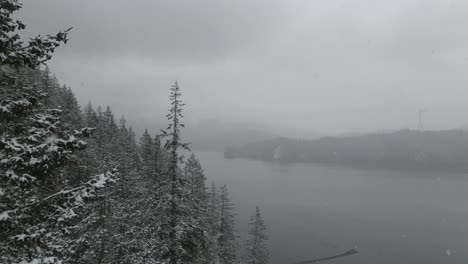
[
  {"x1": 129, "y1": 118, "x2": 321, "y2": 151},
  {"x1": 184, "y1": 119, "x2": 276, "y2": 151},
  {"x1": 225, "y1": 129, "x2": 468, "y2": 172}
]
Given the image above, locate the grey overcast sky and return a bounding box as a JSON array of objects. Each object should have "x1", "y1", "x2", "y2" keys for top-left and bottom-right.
[{"x1": 17, "y1": 0, "x2": 468, "y2": 135}]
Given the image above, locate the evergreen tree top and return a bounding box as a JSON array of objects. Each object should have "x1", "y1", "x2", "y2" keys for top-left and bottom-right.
[
  {"x1": 0, "y1": 0, "x2": 71, "y2": 69},
  {"x1": 162, "y1": 81, "x2": 189, "y2": 156}
]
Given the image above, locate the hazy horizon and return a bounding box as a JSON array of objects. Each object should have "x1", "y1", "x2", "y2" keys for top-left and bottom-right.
[{"x1": 18, "y1": 0, "x2": 468, "y2": 135}]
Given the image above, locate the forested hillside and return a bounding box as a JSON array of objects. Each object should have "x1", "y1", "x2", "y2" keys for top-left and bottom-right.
[
  {"x1": 225, "y1": 130, "x2": 468, "y2": 172},
  {"x1": 0, "y1": 1, "x2": 270, "y2": 263}
]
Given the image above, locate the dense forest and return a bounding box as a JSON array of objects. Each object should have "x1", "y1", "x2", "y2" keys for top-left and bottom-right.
[
  {"x1": 225, "y1": 130, "x2": 468, "y2": 172},
  {"x1": 0, "y1": 1, "x2": 271, "y2": 263},
  {"x1": 5, "y1": 1, "x2": 468, "y2": 263}
]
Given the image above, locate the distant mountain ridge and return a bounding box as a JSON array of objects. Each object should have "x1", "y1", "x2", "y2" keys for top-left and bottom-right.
[{"x1": 225, "y1": 129, "x2": 468, "y2": 172}]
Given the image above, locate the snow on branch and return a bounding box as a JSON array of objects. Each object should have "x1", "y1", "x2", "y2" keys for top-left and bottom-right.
[{"x1": 0, "y1": 169, "x2": 117, "y2": 221}]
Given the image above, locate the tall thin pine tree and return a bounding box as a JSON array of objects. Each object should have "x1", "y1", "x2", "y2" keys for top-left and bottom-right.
[
  {"x1": 218, "y1": 185, "x2": 238, "y2": 264},
  {"x1": 244, "y1": 206, "x2": 270, "y2": 264}
]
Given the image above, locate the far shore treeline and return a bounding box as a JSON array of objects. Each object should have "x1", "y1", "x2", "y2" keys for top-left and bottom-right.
[{"x1": 225, "y1": 129, "x2": 468, "y2": 172}]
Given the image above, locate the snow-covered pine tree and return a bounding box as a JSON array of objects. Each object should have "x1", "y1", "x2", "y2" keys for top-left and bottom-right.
[
  {"x1": 208, "y1": 182, "x2": 220, "y2": 221},
  {"x1": 60, "y1": 85, "x2": 83, "y2": 130},
  {"x1": 157, "y1": 81, "x2": 192, "y2": 263},
  {"x1": 70, "y1": 106, "x2": 144, "y2": 264},
  {"x1": 0, "y1": 1, "x2": 115, "y2": 262},
  {"x1": 128, "y1": 126, "x2": 141, "y2": 171},
  {"x1": 152, "y1": 133, "x2": 163, "y2": 179},
  {"x1": 184, "y1": 153, "x2": 206, "y2": 198},
  {"x1": 218, "y1": 184, "x2": 238, "y2": 264},
  {"x1": 71, "y1": 106, "x2": 143, "y2": 264},
  {"x1": 207, "y1": 182, "x2": 221, "y2": 264},
  {"x1": 118, "y1": 117, "x2": 139, "y2": 178},
  {"x1": 0, "y1": 0, "x2": 71, "y2": 69},
  {"x1": 183, "y1": 153, "x2": 220, "y2": 264},
  {"x1": 77, "y1": 102, "x2": 101, "y2": 178},
  {"x1": 40, "y1": 66, "x2": 56, "y2": 104},
  {"x1": 93, "y1": 105, "x2": 106, "y2": 149},
  {"x1": 139, "y1": 129, "x2": 155, "y2": 177},
  {"x1": 103, "y1": 106, "x2": 117, "y2": 132},
  {"x1": 98, "y1": 106, "x2": 120, "y2": 171},
  {"x1": 243, "y1": 206, "x2": 270, "y2": 264},
  {"x1": 83, "y1": 101, "x2": 99, "y2": 128},
  {"x1": 104, "y1": 116, "x2": 142, "y2": 263},
  {"x1": 58, "y1": 85, "x2": 86, "y2": 187},
  {"x1": 150, "y1": 81, "x2": 210, "y2": 264}
]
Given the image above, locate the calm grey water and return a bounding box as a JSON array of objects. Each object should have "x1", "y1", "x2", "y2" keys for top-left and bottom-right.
[{"x1": 196, "y1": 151, "x2": 468, "y2": 264}]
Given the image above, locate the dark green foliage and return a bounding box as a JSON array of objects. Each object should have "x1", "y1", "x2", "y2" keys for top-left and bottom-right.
[
  {"x1": 244, "y1": 206, "x2": 270, "y2": 264},
  {"x1": 0, "y1": 0, "x2": 71, "y2": 69},
  {"x1": 218, "y1": 185, "x2": 238, "y2": 264},
  {"x1": 0, "y1": 2, "x2": 243, "y2": 262},
  {"x1": 153, "y1": 81, "x2": 210, "y2": 264},
  {"x1": 0, "y1": 4, "x2": 115, "y2": 262},
  {"x1": 184, "y1": 153, "x2": 206, "y2": 198},
  {"x1": 139, "y1": 129, "x2": 155, "y2": 177}
]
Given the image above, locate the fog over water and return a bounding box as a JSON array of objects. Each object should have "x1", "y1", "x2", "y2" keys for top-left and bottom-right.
[{"x1": 198, "y1": 152, "x2": 468, "y2": 264}]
